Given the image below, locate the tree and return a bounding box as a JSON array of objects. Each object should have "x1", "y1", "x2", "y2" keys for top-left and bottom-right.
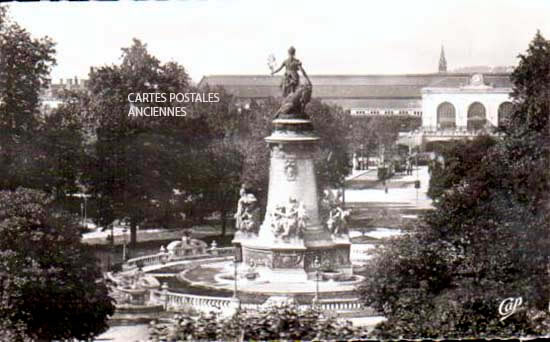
[
  {"x1": 84, "y1": 39, "x2": 195, "y2": 245},
  {"x1": 359, "y1": 32, "x2": 550, "y2": 339},
  {"x1": 509, "y1": 30, "x2": 550, "y2": 135},
  {"x1": 0, "y1": 5, "x2": 56, "y2": 191},
  {"x1": 0, "y1": 188, "x2": 114, "y2": 341},
  {"x1": 427, "y1": 135, "x2": 496, "y2": 200},
  {"x1": 198, "y1": 141, "x2": 243, "y2": 236},
  {"x1": 306, "y1": 100, "x2": 351, "y2": 193}
]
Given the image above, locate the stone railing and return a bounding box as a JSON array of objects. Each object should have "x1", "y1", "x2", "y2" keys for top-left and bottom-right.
[
  {"x1": 124, "y1": 239, "x2": 227, "y2": 270},
  {"x1": 207, "y1": 246, "x2": 235, "y2": 257},
  {"x1": 313, "y1": 298, "x2": 364, "y2": 311},
  {"x1": 151, "y1": 289, "x2": 365, "y2": 314},
  {"x1": 419, "y1": 126, "x2": 502, "y2": 137},
  {"x1": 150, "y1": 289, "x2": 235, "y2": 312},
  {"x1": 125, "y1": 253, "x2": 173, "y2": 269}
]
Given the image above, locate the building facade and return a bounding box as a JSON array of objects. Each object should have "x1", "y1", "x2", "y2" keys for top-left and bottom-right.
[
  {"x1": 412, "y1": 73, "x2": 513, "y2": 146},
  {"x1": 40, "y1": 77, "x2": 88, "y2": 113}
]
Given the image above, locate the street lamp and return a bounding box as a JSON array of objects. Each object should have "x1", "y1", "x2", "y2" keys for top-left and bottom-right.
[
  {"x1": 122, "y1": 228, "x2": 128, "y2": 262},
  {"x1": 233, "y1": 260, "x2": 238, "y2": 299},
  {"x1": 83, "y1": 195, "x2": 88, "y2": 229},
  {"x1": 415, "y1": 151, "x2": 420, "y2": 206},
  {"x1": 313, "y1": 256, "x2": 321, "y2": 306},
  {"x1": 230, "y1": 257, "x2": 241, "y2": 312},
  {"x1": 70, "y1": 193, "x2": 90, "y2": 229},
  {"x1": 359, "y1": 144, "x2": 364, "y2": 170}
]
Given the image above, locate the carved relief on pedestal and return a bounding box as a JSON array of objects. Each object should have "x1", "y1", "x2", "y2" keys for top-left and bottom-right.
[
  {"x1": 271, "y1": 144, "x2": 286, "y2": 159},
  {"x1": 269, "y1": 197, "x2": 309, "y2": 242},
  {"x1": 244, "y1": 249, "x2": 273, "y2": 268},
  {"x1": 305, "y1": 250, "x2": 331, "y2": 271},
  {"x1": 335, "y1": 247, "x2": 351, "y2": 266},
  {"x1": 273, "y1": 251, "x2": 305, "y2": 269},
  {"x1": 284, "y1": 159, "x2": 297, "y2": 181},
  {"x1": 270, "y1": 143, "x2": 315, "y2": 160},
  {"x1": 304, "y1": 247, "x2": 351, "y2": 272}
]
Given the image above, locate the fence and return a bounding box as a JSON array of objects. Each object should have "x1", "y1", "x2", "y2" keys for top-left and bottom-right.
[
  {"x1": 124, "y1": 240, "x2": 232, "y2": 270},
  {"x1": 150, "y1": 289, "x2": 365, "y2": 314}
]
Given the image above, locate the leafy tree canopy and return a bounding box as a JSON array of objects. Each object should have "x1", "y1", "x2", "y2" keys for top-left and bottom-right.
[
  {"x1": 0, "y1": 5, "x2": 57, "y2": 192},
  {"x1": 0, "y1": 188, "x2": 114, "y2": 341},
  {"x1": 360, "y1": 32, "x2": 550, "y2": 339}
]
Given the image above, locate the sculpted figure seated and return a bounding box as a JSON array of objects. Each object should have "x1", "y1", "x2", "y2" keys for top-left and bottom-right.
[
  {"x1": 234, "y1": 184, "x2": 261, "y2": 234},
  {"x1": 321, "y1": 189, "x2": 350, "y2": 237},
  {"x1": 271, "y1": 197, "x2": 308, "y2": 242},
  {"x1": 326, "y1": 206, "x2": 351, "y2": 237}
]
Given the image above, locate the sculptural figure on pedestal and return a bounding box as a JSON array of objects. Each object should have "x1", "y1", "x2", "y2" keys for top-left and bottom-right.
[
  {"x1": 327, "y1": 206, "x2": 351, "y2": 236},
  {"x1": 321, "y1": 189, "x2": 350, "y2": 237},
  {"x1": 234, "y1": 184, "x2": 261, "y2": 235},
  {"x1": 234, "y1": 46, "x2": 352, "y2": 280},
  {"x1": 271, "y1": 46, "x2": 313, "y2": 117},
  {"x1": 270, "y1": 197, "x2": 308, "y2": 242}
]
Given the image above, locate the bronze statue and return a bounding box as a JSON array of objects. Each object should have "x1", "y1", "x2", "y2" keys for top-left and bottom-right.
[{"x1": 271, "y1": 46, "x2": 312, "y2": 117}]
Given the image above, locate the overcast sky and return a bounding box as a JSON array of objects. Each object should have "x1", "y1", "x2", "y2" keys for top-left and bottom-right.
[{"x1": 8, "y1": 0, "x2": 550, "y2": 83}]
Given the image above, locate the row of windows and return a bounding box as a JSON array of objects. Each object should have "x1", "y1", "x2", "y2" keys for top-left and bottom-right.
[
  {"x1": 351, "y1": 109, "x2": 422, "y2": 116},
  {"x1": 437, "y1": 101, "x2": 513, "y2": 130}
]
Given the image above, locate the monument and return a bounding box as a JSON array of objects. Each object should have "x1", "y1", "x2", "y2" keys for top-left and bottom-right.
[{"x1": 233, "y1": 47, "x2": 352, "y2": 282}]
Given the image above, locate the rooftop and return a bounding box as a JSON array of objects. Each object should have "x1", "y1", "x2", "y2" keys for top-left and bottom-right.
[{"x1": 198, "y1": 73, "x2": 512, "y2": 99}]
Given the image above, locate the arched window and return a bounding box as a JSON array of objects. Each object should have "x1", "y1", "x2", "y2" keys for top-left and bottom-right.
[
  {"x1": 437, "y1": 102, "x2": 456, "y2": 129},
  {"x1": 498, "y1": 102, "x2": 513, "y2": 127},
  {"x1": 467, "y1": 102, "x2": 486, "y2": 130}
]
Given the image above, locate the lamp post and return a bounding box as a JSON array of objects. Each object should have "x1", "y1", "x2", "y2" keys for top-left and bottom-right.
[
  {"x1": 111, "y1": 223, "x2": 115, "y2": 269},
  {"x1": 80, "y1": 202, "x2": 84, "y2": 228},
  {"x1": 233, "y1": 259, "x2": 238, "y2": 299},
  {"x1": 70, "y1": 193, "x2": 90, "y2": 229},
  {"x1": 122, "y1": 228, "x2": 128, "y2": 262},
  {"x1": 83, "y1": 195, "x2": 88, "y2": 229},
  {"x1": 360, "y1": 143, "x2": 364, "y2": 170},
  {"x1": 416, "y1": 151, "x2": 419, "y2": 206},
  {"x1": 230, "y1": 257, "x2": 241, "y2": 312},
  {"x1": 313, "y1": 256, "x2": 320, "y2": 307}
]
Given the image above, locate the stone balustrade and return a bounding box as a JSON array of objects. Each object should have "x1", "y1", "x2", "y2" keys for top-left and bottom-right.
[
  {"x1": 419, "y1": 126, "x2": 503, "y2": 137},
  {"x1": 150, "y1": 289, "x2": 234, "y2": 312},
  {"x1": 313, "y1": 298, "x2": 363, "y2": 311},
  {"x1": 124, "y1": 239, "x2": 222, "y2": 270},
  {"x1": 125, "y1": 253, "x2": 171, "y2": 269},
  {"x1": 150, "y1": 289, "x2": 364, "y2": 314},
  {"x1": 208, "y1": 246, "x2": 235, "y2": 257}
]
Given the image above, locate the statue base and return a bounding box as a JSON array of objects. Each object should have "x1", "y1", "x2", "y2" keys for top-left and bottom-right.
[{"x1": 233, "y1": 114, "x2": 351, "y2": 281}]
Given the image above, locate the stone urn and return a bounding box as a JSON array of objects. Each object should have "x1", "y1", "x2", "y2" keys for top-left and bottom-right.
[
  {"x1": 245, "y1": 270, "x2": 259, "y2": 280},
  {"x1": 119, "y1": 287, "x2": 148, "y2": 305},
  {"x1": 320, "y1": 270, "x2": 342, "y2": 281},
  {"x1": 244, "y1": 264, "x2": 259, "y2": 280}
]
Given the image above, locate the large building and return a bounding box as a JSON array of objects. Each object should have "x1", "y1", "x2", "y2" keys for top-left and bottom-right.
[
  {"x1": 418, "y1": 73, "x2": 513, "y2": 145},
  {"x1": 198, "y1": 50, "x2": 514, "y2": 148},
  {"x1": 44, "y1": 51, "x2": 515, "y2": 147}
]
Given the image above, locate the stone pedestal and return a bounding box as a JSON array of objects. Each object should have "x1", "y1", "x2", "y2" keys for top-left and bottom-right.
[{"x1": 236, "y1": 113, "x2": 351, "y2": 281}]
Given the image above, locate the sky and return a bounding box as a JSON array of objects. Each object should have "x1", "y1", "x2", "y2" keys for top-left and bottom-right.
[{"x1": 7, "y1": 0, "x2": 550, "y2": 84}]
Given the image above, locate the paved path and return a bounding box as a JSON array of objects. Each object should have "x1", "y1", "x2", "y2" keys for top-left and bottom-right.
[
  {"x1": 345, "y1": 166, "x2": 433, "y2": 210},
  {"x1": 82, "y1": 225, "x2": 227, "y2": 245},
  {"x1": 94, "y1": 324, "x2": 149, "y2": 342}
]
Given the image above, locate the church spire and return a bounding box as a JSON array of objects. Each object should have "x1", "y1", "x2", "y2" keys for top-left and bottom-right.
[{"x1": 439, "y1": 45, "x2": 447, "y2": 73}]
